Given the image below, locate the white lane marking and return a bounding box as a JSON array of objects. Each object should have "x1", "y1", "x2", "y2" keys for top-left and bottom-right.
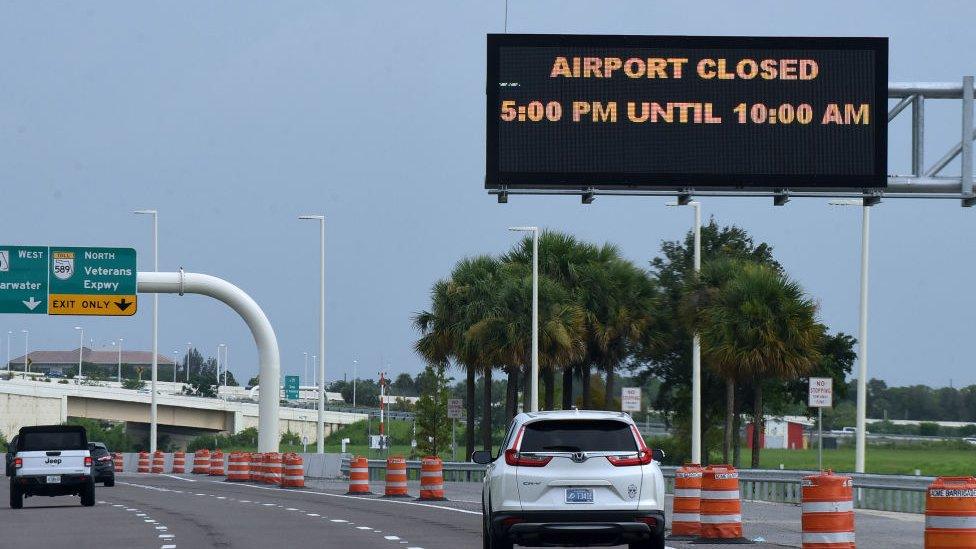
[
  {"x1": 216, "y1": 496, "x2": 227, "y2": 500},
  {"x1": 331, "y1": 519, "x2": 348, "y2": 523},
  {"x1": 98, "y1": 500, "x2": 107, "y2": 504},
  {"x1": 384, "y1": 535, "x2": 401, "y2": 540},
  {"x1": 160, "y1": 534, "x2": 175, "y2": 539},
  {"x1": 263, "y1": 503, "x2": 276, "y2": 506},
  {"x1": 240, "y1": 500, "x2": 251, "y2": 503},
  {"x1": 357, "y1": 526, "x2": 372, "y2": 530},
  {"x1": 156, "y1": 526, "x2": 168, "y2": 530},
  {"x1": 145, "y1": 519, "x2": 157, "y2": 523},
  {"x1": 286, "y1": 507, "x2": 298, "y2": 511},
  {"x1": 161, "y1": 545, "x2": 176, "y2": 549},
  {"x1": 159, "y1": 474, "x2": 195, "y2": 482},
  {"x1": 202, "y1": 480, "x2": 482, "y2": 516},
  {"x1": 307, "y1": 513, "x2": 320, "y2": 517}
]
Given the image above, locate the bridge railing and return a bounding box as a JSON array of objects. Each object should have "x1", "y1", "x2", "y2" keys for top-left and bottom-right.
[{"x1": 338, "y1": 457, "x2": 932, "y2": 513}]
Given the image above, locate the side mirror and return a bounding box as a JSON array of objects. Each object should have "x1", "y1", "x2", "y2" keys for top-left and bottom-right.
[
  {"x1": 471, "y1": 450, "x2": 493, "y2": 465},
  {"x1": 652, "y1": 449, "x2": 666, "y2": 462}
]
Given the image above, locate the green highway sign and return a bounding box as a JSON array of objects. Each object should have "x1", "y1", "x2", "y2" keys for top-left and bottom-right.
[
  {"x1": 0, "y1": 245, "x2": 137, "y2": 317},
  {"x1": 0, "y1": 246, "x2": 49, "y2": 314},
  {"x1": 48, "y1": 247, "x2": 137, "y2": 316},
  {"x1": 285, "y1": 375, "x2": 300, "y2": 400}
]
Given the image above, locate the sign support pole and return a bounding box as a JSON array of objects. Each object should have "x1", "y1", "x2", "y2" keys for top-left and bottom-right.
[
  {"x1": 137, "y1": 271, "x2": 281, "y2": 452},
  {"x1": 818, "y1": 406, "x2": 824, "y2": 472}
]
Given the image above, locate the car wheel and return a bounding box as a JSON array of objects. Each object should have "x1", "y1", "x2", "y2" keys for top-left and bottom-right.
[
  {"x1": 80, "y1": 480, "x2": 96, "y2": 507},
  {"x1": 9, "y1": 482, "x2": 23, "y2": 509}
]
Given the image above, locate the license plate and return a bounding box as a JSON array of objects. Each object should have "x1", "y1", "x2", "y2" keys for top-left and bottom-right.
[
  {"x1": 565, "y1": 488, "x2": 593, "y2": 504},
  {"x1": 46, "y1": 475, "x2": 61, "y2": 484}
]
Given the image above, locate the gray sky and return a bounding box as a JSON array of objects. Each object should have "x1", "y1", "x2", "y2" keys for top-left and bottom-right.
[{"x1": 1, "y1": 1, "x2": 974, "y2": 388}]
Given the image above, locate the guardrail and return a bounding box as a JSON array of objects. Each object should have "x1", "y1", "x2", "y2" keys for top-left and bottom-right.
[{"x1": 338, "y1": 457, "x2": 932, "y2": 513}]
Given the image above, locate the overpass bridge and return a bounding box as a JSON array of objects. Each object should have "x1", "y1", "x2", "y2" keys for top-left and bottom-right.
[{"x1": 0, "y1": 378, "x2": 366, "y2": 448}]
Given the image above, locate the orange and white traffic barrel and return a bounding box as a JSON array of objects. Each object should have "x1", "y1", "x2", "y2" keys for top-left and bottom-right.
[
  {"x1": 151, "y1": 451, "x2": 165, "y2": 473},
  {"x1": 137, "y1": 451, "x2": 150, "y2": 473},
  {"x1": 671, "y1": 463, "x2": 703, "y2": 539},
  {"x1": 282, "y1": 453, "x2": 305, "y2": 488},
  {"x1": 192, "y1": 449, "x2": 211, "y2": 474},
  {"x1": 802, "y1": 471, "x2": 855, "y2": 548},
  {"x1": 346, "y1": 455, "x2": 372, "y2": 495},
  {"x1": 925, "y1": 476, "x2": 976, "y2": 548},
  {"x1": 209, "y1": 449, "x2": 225, "y2": 476},
  {"x1": 113, "y1": 452, "x2": 124, "y2": 473},
  {"x1": 698, "y1": 464, "x2": 744, "y2": 541},
  {"x1": 226, "y1": 452, "x2": 250, "y2": 482},
  {"x1": 384, "y1": 455, "x2": 409, "y2": 498},
  {"x1": 250, "y1": 453, "x2": 264, "y2": 483},
  {"x1": 172, "y1": 451, "x2": 186, "y2": 474},
  {"x1": 264, "y1": 452, "x2": 282, "y2": 486},
  {"x1": 418, "y1": 456, "x2": 446, "y2": 501}
]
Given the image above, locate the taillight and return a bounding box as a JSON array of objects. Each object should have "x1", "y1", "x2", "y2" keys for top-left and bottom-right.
[
  {"x1": 84, "y1": 456, "x2": 93, "y2": 467},
  {"x1": 503, "y1": 425, "x2": 551, "y2": 467},
  {"x1": 14, "y1": 457, "x2": 22, "y2": 469},
  {"x1": 607, "y1": 425, "x2": 654, "y2": 467},
  {"x1": 607, "y1": 449, "x2": 652, "y2": 467},
  {"x1": 504, "y1": 449, "x2": 552, "y2": 467},
  {"x1": 638, "y1": 516, "x2": 658, "y2": 527}
]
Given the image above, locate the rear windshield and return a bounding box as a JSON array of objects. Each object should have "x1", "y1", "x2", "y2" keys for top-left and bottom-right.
[
  {"x1": 520, "y1": 420, "x2": 637, "y2": 453},
  {"x1": 90, "y1": 447, "x2": 110, "y2": 458},
  {"x1": 19, "y1": 431, "x2": 87, "y2": 452}
]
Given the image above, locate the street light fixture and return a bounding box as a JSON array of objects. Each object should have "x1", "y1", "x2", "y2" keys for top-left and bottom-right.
[
  {"x1": 299, "y1": 214, "x2": 326, "y2": 454},
  {"x1": 134, "y1": 208, "x2": 159, "y2": 453},
  {"x1": 74, "y1": 326, "x2": 84, "y2": 378},
  {"x1": 667, "y1": 200, "x2": 702, "y2": 465},
  {"x1": 829, "y1": 198, "x2": 871, "y2": 474},
  {"x1": 508, "y1": 226, "x2": 539, "y2": 412}
]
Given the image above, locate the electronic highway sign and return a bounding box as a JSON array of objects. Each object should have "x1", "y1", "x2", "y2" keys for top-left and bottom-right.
[{"x1": 486, "y1": 34, "x2": 888, "y2": 190}]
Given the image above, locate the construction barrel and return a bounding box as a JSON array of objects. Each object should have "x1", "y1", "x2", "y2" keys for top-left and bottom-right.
[
  {"x1": 346, "y1": 455, "x2": 372, "y2": 495},
  {"x1": 226, "y1": 452, "x2": 250, "y2": 482},
  {"x1": 264, "y1": 452, "x2": 282, "y2": 486},
  {"x1": 698, "y1": 464, "x2": 745, "y2": 542},
  {"x1": 151, "y1": 451, "x2": 165, "y2": 474},
  {"x1": 671, "y1": 463, "x2": 703, "y2": 539},
  {"x1": 384, "y1": 455, "x2": 410, "y2": 498},
  {"x1": 418, "y1": 456, "x2": 446, "y2": 501},
  {"x1": 925, "y1": 476, "x2": 976, "y2": 548},
  {"x1": 250, "y1": 453, "x2": 264, "y2": 483},
  {"x1": 113, "y1": 452, "x2": 124, "y2": 473},
  {"x1": 801, "y1": 470, "x2": 855, "y2": 548},
  {"x1": 192, "y1": 449, "x2": 211, "y2": 474},
  {"x1": 281, "y1": 453, "x2": 305, "y2": 488},
  {"x1": 172, "y1": 451, "x2": 186, "y2": 474},
  {"x1": 209, "y1": 449, "x2": 225, "y2": 476},
  {"x1": 137, "y1": 451, "x2": 150, "y2": 473}
]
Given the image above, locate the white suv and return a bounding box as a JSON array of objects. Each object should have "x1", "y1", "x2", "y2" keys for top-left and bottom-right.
[{"x1": 473, "y1": 410, "x2": 666, "y2": 549}]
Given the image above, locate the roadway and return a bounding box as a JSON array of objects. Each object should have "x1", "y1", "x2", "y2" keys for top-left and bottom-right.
[{"x1": 1, "y1": 474, "x2": 924, "y2": 548}]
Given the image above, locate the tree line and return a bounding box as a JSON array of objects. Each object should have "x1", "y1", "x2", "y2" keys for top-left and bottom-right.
[{"x1": 414, "y1": 221, "x2": 857, "y2": 466}]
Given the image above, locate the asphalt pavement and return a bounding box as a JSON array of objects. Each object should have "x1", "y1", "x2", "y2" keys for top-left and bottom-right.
[{"x1": 1, "y1": 473, "x2": 924, "y2": 548}]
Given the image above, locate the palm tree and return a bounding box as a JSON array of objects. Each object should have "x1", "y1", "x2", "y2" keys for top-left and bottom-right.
[{"x1": 698, "y1": 262, "x2": 823, "y2": 467}]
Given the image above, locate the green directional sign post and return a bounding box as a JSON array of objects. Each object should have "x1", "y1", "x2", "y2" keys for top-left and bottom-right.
[
  {"x1": 0, "y1": 246, "x2": 49, "y2": 314},
  {"x1": 285, "y1": 375, "x2": 300, "y2": 400},
  {"x1": 48, "y1": 247, "x2": 137, "y2": 316},
  {"x1": 0, "y1": 245, "x2": 137, "y2": 317}
]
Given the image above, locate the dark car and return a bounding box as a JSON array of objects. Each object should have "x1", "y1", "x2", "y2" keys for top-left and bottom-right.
[{"x1": 88, "y1": 442, "x2": 115, "y2": 487}]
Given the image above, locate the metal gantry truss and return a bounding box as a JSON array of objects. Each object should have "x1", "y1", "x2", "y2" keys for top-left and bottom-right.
[{"x1": 492, "y1": 78, "x2": 976, "y2": 206}]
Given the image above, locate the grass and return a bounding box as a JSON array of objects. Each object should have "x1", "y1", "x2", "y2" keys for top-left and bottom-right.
[{"x1": 737, "y1": 445, "x2": 976, "y2": 476}]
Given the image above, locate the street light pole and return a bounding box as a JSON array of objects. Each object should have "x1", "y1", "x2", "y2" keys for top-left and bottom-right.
[
  {"x1": 7, "y1": 330, "x2": 12, "y2": 373},
  {"x1": 353, "y1": 359, "x2": 358, "y2": 408},
  {"x1": 508, "y1": 226, "x2": 539, "y2": 412},
  {"x1": 117, "y1": 338, "x2": 123, "y2": 383},
  {"x1": 667, "y1": 201, "x2": 702, "y2": 464},
  {"x1": 218, "y1": 343, "x2": 226, "y2": 397},
  {"x1": 830, "y1": 200, "x2": 871, "y2": 473},
  {"x1": 299, "y1": 214, "x2": 326, "y2": 453},
  {"x1": 134, "y1": 208, "x2": 159, "y2": 453},
  {"x1": 22, "y1": 330, "x2": 28, "y2": 375},
  {"x1": 185, "y1": 342, "x2": 191, "y2": 383},
  {"x1": 173, "y1": 350, "x2": 179, "y2": 384},
  {"x1": 75, "y1": 326, "x2": 84, "y2": 378},
  {"x1": 224, "y1": 345, "x2": 229, "y2": 388}
]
